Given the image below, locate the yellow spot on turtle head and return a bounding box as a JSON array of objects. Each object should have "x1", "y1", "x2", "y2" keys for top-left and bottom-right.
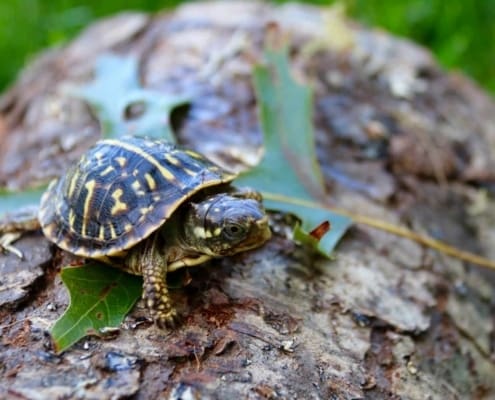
[
  {"x1": 111, "y1": 188, "x2": 128, "y2": 215},
  {"x1": 132, "y1": 180, "x2": 141, "y2": 191},
  {"x1": 193, "y1": 226, "x2": 213, "y2": 238},
  {"x1": 193, "y1": 226, "x2": 206, "y2": 238},
  {"x1": 213, "y1": 227, "x2": 222, "y2": 236}
]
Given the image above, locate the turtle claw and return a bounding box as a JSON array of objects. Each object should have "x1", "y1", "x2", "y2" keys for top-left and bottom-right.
[{"x1": 153, "y1": 308, "x2": 179, "y2": 329}]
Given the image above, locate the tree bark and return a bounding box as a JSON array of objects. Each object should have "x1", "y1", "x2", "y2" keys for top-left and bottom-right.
[{"x1": 1, "y1": 2, "x2": 495, "y2": 399}]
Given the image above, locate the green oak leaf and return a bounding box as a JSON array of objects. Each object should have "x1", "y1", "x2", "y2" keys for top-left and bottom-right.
[
  {"x1": 0, "y1": 186, "x2": 45, "y2": 219},
  {"x1": 71, "y1": 54, "x2": 188, "y2": 142},
  {"x1": 236, "y1": 47, "x2": 352, "y2": 255},
  {"x1": 51, "y1": 264, "x2": 142, "y2": 353},
  {"x1": 1, "y1": 54, "x2": 188, "y2": 214},
  {"x1": 5, "y1": 48, "x2": 352, "y2": 354}
]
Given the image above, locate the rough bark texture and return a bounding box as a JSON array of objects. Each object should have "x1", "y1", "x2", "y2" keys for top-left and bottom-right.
[{"x1": 1, "y1": 2, "x2": 495, "y2": 399}]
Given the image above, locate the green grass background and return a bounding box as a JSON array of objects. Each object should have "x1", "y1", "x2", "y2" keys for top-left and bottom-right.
[{"x1": 0, "y1": 0, "x2": 493, "y2": 95}]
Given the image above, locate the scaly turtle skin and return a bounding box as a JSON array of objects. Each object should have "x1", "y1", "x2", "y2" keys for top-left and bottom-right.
[{"x1": 36, "y1": 136, "x2": 271, "y2": 327}]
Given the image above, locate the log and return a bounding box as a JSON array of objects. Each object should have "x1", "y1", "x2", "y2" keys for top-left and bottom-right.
[{"x1": 1, "y1": 2, "x2": 495, "y2": 398}]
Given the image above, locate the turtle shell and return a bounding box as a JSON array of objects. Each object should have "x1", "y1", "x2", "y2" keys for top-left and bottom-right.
[{"x1": 38, "y1": 136, "x2": 236, "y2": 257}]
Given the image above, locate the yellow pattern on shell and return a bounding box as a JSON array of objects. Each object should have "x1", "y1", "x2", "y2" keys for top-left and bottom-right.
[
  {"x1": 105, "y1": 139, "x2": 178, "y2": 183},
  {"x1": 111, "y1": 188, "x2": 128, "y2": 215},
  {"x1": 67, "y1": 171, "x2": 79, "y2": 199},
  {"x1": 131, "y1": 180, "x2": 141, "y2": 191},
  {"x1": 183, "y1": 168, "x2": 197, "y2": 177},
  {"x1": 109, "y1": 222, "x2": 116, "y2": 239},
  {"x1": 140, "y1": 205, "x2": 154, "y2": 215},
  {"x1": 82, "y1": 179, "x2": 96, "y2": 236},
  {"x1": 99, "y1": 225, "x2": 106, "y2": 240},
  {"x1": 68, "y1": 209, "x2": 76, "y2": 228},
  {"x1": 144, "y1": 173, "x2": 156, "y2": 190},
  {"x1": 116, "y1": 156, "x2": 127, "y2": 167},
  {"x1": 164, "y1": 153, "x2": 180, "y2": 166},
  {"x1": 100, "y1": 166, "x2": 115, "y2": 176}
]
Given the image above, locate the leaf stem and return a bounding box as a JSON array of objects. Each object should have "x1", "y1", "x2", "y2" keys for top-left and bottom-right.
[{"x1": 263, "y1": 192, "x2": 495, "y2": 270}]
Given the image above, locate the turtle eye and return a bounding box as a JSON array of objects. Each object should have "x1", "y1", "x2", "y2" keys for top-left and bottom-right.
[{"x1": 223, "y1": 223, "x2": 246, "y2": 240}]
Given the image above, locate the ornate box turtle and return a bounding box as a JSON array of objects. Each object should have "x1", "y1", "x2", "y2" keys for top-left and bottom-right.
[{"x1": 4, "y1": 137, "x2": 271, "y2": 327}]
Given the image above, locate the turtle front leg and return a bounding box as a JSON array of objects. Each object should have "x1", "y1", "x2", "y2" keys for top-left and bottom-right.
[
  {"x1": 142, "y1": 261, "x2": 177, "y2": 328},
  {"x1": 0, "y1": 232, "x2": 24, "y2": 258},
  {"x1": 140, "y1": 238, "x2": 177, "y2": 328},
  {"x1": 0, "y1": 206, "x2": 41, "y2": 258}
]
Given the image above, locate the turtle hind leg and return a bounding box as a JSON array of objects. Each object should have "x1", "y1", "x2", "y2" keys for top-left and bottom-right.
[{"x1": 139, "y1": 236, "x2": 178, "y2": 328}]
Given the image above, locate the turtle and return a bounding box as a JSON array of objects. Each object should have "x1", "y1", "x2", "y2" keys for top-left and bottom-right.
[{"x1": 1, "y1": 136, "x2": 271, "y2": 327}]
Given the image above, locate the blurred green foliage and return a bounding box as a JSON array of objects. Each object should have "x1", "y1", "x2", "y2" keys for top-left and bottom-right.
[
  {"x1": 0, "y1": 0, "x2": 181, "y2": 90},
  {"x1": 0, "y1": 0, "x2": 493, "y2": 94},
  {"x1": 347, "y1": 0, "x2": 495, "y2": 94}
]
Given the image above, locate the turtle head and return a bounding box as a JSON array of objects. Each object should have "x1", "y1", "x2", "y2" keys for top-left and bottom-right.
[{"x1": 181, "y1": 193, "x2": 271, "y2": 257}]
